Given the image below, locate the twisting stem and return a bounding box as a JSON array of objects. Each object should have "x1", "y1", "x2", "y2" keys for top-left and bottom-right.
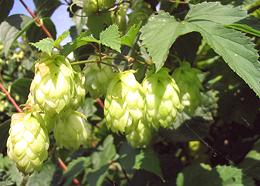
[
  {"x1": 19, "y1": 0, "x2": 53, "y2": 39},
  {"x1": 96, "y1": 98, "x2": 104, "y2": 109},
  {"x1": 58, "y1": 158, "x2": 81, "y2": 186},
  {"x1": 0, "y1": 83, "x2": 22, "y2": 113}
]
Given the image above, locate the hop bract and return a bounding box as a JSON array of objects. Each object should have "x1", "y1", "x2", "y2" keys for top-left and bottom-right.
[
  {"x1": 126, "y1": 120, "x2": 152, "y2": 148},
  {"x1": 172, "y1": 62, "x2": 202, "y2": 114},
  {"x1": 6, "y1": 113, "x2": 49, "y2": 174},
  {"x1": 71, "y1": 72, "x2": 86, "y2": 109},
  {"x1": 54, "y1": 111, "x2": 89, "y2": 150},
  {"x1": 84, "y1": 57, "x2": 115, "y2": 98},
  {"x1": 142, "y1": 68, "x2": 183, "y2": 129},
  {"x1": 104, "y1": 70, "x2": 145, "y2": 133},
  {"x1": 30, "y1": 55, "x2": 75, "y2": 114}
]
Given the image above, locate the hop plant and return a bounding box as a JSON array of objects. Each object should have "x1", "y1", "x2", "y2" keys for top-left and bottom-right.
[
  {"x1": 142, "y1": 68, "x2": 183, "y2": 129},
  {"x1": 84, "y1": 57, "x2": 115, "y2": 98},
  {"x1": 6, "y1": 113, "x2": 49, "y2": 174},
  {"x1": 104, "y1": 70, "x2": 145, "y2": 133},
  {"x1": 30, "y1": 54, "x2": 75, "y2": 114},
  {"x1": 126, "y1": 120, "x2": 152, "y2": 148},
  {"x1": 172, "y1": 62, "x2": 202, "y2": 114},
  {"x1": 54, "y1": 111, "x2": 89, "y2": 150},
  {"x1": 83, "y1": 0, "x2": 115, "y2": 15}
]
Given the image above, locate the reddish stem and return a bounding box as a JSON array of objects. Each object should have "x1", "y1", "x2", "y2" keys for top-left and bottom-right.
[
  {"x1": 58, "y1": 158, "x2": 81, "y2": 186},
  {"x1": 19, "y1": 0, "x2": 53, "y2": 39},
  {"x1": 96, "y1": 98, "x2": 104, "y2": 109},
  {"x1": 0, "y1": 83, "x2": 22, "y2": 113}
]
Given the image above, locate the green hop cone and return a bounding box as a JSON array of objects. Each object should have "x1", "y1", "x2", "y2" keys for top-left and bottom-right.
[
  {"x1": 72, "y1": 72, "x2": 86, "y2": 109},
  {"x1": 6, "y1": 113, "x2": 49, "y2": 174},
  {"x1": 104, "y1": 70, "x2": 145, "y2": 133},
  {"x1": 54, "y1": 111, "x2": 89, "y2": 150},
  {"x1": 126, "y1": 120, "x2": 152, "y2": 148},
  {"x1": 172, "y1": 62, "x2": 202, "y2": 114},
  {"x1": 84, "y1": 57, "x2": 115, "y2": 98},
  {"x1": 83, "y1": 0, "x2": 98, "y2": 16},
  {"x1": 142, "y1": 68, "x2": 183, "y2": 129},
  {"x1": 30, "y1": 54, "x2": 75, "y2": 114}
]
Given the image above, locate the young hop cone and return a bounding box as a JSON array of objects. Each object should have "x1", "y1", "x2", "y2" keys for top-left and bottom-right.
[
  {"x1": 30, "y1": 54, "x2": 75, "y2": 114},
  {"x1": 126, "y1": 120, "x2": 152, "y2": 148},
  {"x1": 6, "y1": 113, "x2": 49, "y2": 174},
  {"x1": 54, "y1": 111, "x2": 89, "y2": 150},
  {"x1": 142, "y1": 68, "x2": 183, "y2": 129},
  {"x1": 104, "y1": 70, "x2": 145, "y2": 134},
  {"x1": 84, "y1": 57, "x2": 115, "y2": 98},
  {"x1": 172, "y1": 62, "x2": 202, "y2": 114}
]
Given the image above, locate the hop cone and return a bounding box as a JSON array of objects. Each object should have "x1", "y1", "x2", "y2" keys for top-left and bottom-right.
[
  {"x1": 54, "y1": 111, "x2": 89, "y2": 150},
  {"x1": 126, "y1": 120, "x2": 152, "y2": 148},
  {"x1": 30, "y1": 54, "x2": 75, "y2": 114},
  {"x1": 84, "y1": 57, "x2": 115, "y2": 98},
  {"x1": 7, "y1": 113, "x2": 49, "y2": 174},
  {"x1": 142, "y1": 68, "x2": 183, "y2": 129},
  {"x1": 71, "y1": 72, "x2": 86, "y2": 109},
  {"x1": 172, "y1": 62, "x2": 202, "y2": 114},
  {"x1": 104, "y1": 70, "x2": 145, "y2": 133}
]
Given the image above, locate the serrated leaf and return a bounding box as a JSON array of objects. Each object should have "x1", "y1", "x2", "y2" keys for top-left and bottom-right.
[
  {"x1": 121, "y1": 23, "x2": 141, "y2": 47},
  {"x1": 0, "y1": 14, "x2": 34, "y2": 56},
  {"x1": 54, "y1": 30, "x2": 70, "y2": 48},
  {"x1": 30, "y1": 38, "x2": 55, "y2": 55},
  {"x1": 186, "y1": 2, "x2": 247, "y2": 24},
  {"x1": 0, "y1": 0, "x2": 14, "y2": 23},
  {"x1": 187, "y1": 21, "x2": 260, "y2": 97},
  {"x1": 140, "y1": 11, "x2": 192, "y2": 71},
  {"x1": 133, "y1": 149, "x2": 163, "y2": 180},
  {"x1": 100, "y1": 24, "x2": 121, "y2": 52},
  {"x1": 26, "y1": 162, "x2": 55, "y2": 186},
  {"x1": 61, "y1": 33, "x2": 99, "y2": 56}
]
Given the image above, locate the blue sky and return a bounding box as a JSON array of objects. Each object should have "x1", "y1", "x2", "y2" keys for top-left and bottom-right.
[{"x1": 11, "y1": 0, "x2": 73, "y2": 44}]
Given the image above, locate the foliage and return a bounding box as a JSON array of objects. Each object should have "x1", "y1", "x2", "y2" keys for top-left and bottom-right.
[{"x1": 0, "y1": 0, "x2": 259, "y2": 185}]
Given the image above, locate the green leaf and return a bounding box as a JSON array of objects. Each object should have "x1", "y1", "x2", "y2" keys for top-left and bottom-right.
[
  {"x1": 33, "y1": 0, "x2": 61, "y2": 17},
  {"x1": 0, "y1": 14, "x2": 34, "y2": 56},
  {"x1": 61, "y1": 33, "x2": 99, "y2": 56},
  {"x1": 87, "y1": 12, "x2": 112, "y2": 39},
  {"x1": 133, "y1": 149, "x2": 163, "y2": 180},
  {"x1": 187, "y1": 21, "x2": 260, "y2": 97},
  {"x1": 26, "y1": 17, "x2": 56, "y2": 43},
  {"x1": 227, "y1": 17, "x2": 260, "y2": 37},
  {"x1": 26, "y1": 162, "x2": 56, "y2": 186},
  {"x1": 0, "y1": 0, "x2": 14, "y2": 23},
  {"x1": 186, "y1": 2, "x2": 247, "y2": 24},
  {"x1": 54, "y1": 30, "x2": 70, "y2": 48},
  {"x1": 0, "y1": 120, "x2": 10, "y2": 153},
  {"x1": 176, "y1": 164, "x2": 255, "y2": 186},
  {"x1": 119, "y1": 142, "x2": 138, "y2": 171},
  {"x1": 140, "y1": 11, "x2": 191, "y2": 71},
  {"x1": 121, "y1": 23, "x2": 141, "y2": 47},
  {"x1": 30, "y1": 38, "x2": 55, "y2": 56},
  {"x1": 10, "y1": 78, "x2": 32, "y2": 102},
  {"x1": 100, "y1": 24, "x2": 121, "y2": 52}
]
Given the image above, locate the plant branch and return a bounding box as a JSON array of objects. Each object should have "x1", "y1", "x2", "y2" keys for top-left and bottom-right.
[
  {"x1": 96, "y1": 98, "x2": 104, "y2": 109},
  {"x1": 19, "y1": 0, "x2": 53, "y2": 39},
  {"x1": 0, "y1": 83, "x2": 23, "y2": 113},
  {"x1": 58, "y1": 158, "x2": 81, "y2": 186}
]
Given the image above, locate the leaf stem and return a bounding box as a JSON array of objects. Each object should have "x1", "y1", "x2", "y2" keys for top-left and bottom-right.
[
  {"x1": 0, "y1": 83, "x2": 22, "y2": 113},
  {"x1": 58, "y1": 158, "x2": 81, "y2": 186},
  {"x1": 19, "y1": 0, "x2": 53, "y2": 39}
]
